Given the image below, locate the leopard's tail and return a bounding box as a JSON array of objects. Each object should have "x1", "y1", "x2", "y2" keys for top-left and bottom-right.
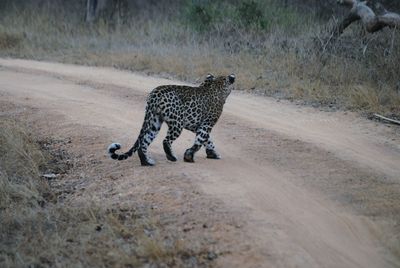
[
  {"x1": 107, "y1": 140, "x2": 139, "y2": 161},
  {"x1": 108, "y1": 103, "x2": 154, "y2": 161}
]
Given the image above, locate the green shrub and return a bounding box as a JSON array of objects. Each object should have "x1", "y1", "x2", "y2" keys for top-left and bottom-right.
[
  {"x1": 184, "y1": 0, "x2": 220, "y2": 32},
  {"x1": 182, "y1": 0, "x2": 311, "y2": 34},
  {"x1": 236, "y1": 1, "x2": 268, "y2": 29},
  {"x1": 269, "y1": 6, "x2": 310, "y2": 33}
]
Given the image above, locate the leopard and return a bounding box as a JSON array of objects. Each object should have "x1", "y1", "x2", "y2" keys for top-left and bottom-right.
[{"x1": 107, "y1": 73, "x2": 236, "y2": 166}]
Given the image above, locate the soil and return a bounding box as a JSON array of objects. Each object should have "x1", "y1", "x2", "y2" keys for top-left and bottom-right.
[{"x1": 1, "y1": 58, "x2": 399, "y2": 268}]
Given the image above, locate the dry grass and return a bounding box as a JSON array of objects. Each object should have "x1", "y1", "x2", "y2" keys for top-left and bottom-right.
[
  {"x1": 0, "y1": 32, "x2": 22, "y2": 50},
  {"x1": 0, "y1": 2, "x2": 399, "y2": 116},
  {"x1": 0, "y1": 120, "x2": 199, "y2": 267},
  {"x1": 0, "y1": 120, "x2": 47, "y2": 209}
]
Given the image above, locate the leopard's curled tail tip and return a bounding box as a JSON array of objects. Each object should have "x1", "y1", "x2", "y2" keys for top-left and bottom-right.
[{"x1": 108, "y1": 143, "x2": 122, "y2": 160}]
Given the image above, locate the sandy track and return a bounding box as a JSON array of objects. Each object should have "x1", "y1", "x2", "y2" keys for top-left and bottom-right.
[{"x1": 0, "y1": 59, "x2": 399, "y2": 267}]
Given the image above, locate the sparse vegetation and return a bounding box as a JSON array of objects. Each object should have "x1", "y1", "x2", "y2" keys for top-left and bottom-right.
[
  {"x1": 0, "y1": 0, "x2": 399, "y2": 116},
  {"x1": 0, "y1": 120, "x2": 46, "y2": 210},
  {"x1": 0, "y1": 119, "x2": 211, "y2": 267}
]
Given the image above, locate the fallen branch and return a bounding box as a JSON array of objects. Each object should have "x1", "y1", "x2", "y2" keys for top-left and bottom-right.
[
  {"x1": 373, "y1": 113, "x2": 400, "y2": 125},
  {"x1": 335, "y1": 0, "x2": 400, "y2": 36}
]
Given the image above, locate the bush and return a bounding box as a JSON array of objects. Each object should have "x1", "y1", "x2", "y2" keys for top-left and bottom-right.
[
  {"x1": 183, "y1": 0, "x2": 311, "y2": 34},
  {"x1": 236, "y1": 1, "x2": 267, "y2": 29},
  {"x1": 184, "y1": 0, "x2": 219, "y2": 32},
  {"x1": 0, "y1": 31, "x2": 23, "y2": 50},
  {"x1": 183, "y1": 0, "x2": 270, "y2": 32}
]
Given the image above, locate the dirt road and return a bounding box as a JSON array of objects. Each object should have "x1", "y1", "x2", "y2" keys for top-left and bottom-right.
[{"x1": 1, "y1": 59, "x2": 399, "y2": 267}]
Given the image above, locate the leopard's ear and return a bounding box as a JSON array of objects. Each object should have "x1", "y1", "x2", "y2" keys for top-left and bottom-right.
[
  {"x1": 205, "y1": 73, "x2": 215, "y2": 82},
  {"x1": 228, "y1": 74, "x2": 235, "y2": 84}
]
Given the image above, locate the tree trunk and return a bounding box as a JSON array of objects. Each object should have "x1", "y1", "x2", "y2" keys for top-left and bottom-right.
[
  {"x1": 85, "y1": 0, "x2": 97, "y2": 22},
  {"x1": 85, "y1": 0, "x2": 108, "y2": 23}
]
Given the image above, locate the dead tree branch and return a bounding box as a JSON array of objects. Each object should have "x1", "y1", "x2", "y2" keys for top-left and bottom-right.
[{"x1": 335, "y1": 0, "x2": 400, "y2": 36}]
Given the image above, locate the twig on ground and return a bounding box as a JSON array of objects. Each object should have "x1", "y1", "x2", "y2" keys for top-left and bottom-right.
[{"x1": 373, "y1": 113, "x2": 400, "y2": 125}]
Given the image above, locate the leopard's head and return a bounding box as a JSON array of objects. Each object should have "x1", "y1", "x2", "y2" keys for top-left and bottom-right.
[
  {"x1": 211, "y1": 74, "x2": 235, "y2": 99},
  {"x1": 201, "y1": 73, "x2": 235, "y2": 86}
]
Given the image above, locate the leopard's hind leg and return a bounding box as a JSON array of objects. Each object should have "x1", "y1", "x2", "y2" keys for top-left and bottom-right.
[
  {"x1": 205, "y1": 139, "x2": 221, "y2": 159},
  {"x1": 163, "y1": 121, "x2": 183, "y2": 162},
  {"x1": 137, "y1": 112, "x2": 162, "y2": 166}
]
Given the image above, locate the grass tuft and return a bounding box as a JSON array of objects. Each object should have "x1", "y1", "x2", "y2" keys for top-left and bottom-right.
[
  {"x1": 0, "y1": 31, "x2": 22, "y2": 50},
  {"x1": 0, "y1": 120, "x2": 46, "y2": 209}
]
